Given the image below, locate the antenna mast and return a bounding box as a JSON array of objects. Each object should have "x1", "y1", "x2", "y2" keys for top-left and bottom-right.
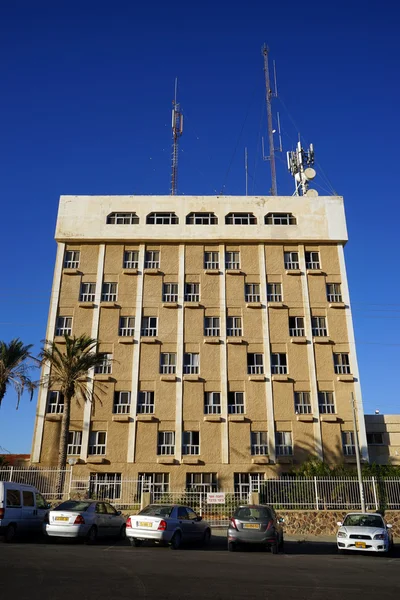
[
  {"x1": 170, "y1": 78, "x2": 183, "y2": 195},
  {"x1": 287, "y1": 141, "x2": 316, "y2": 196},
  {"x1": 262, "y1": 44, "x2": 278, "y2": 195}
]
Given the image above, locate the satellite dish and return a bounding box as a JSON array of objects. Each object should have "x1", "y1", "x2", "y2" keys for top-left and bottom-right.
[
  {"x1": 304, "y1": 167, "x2": 316, "y2": 180},
  {"x1": 305, "y1": 189, "x2": 319, "y2": 197}
]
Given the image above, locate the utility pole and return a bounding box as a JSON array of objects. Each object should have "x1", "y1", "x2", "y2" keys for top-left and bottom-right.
[
  {"x1": 170, "y1": 78, "x2": 183, "y2": 195},
  {"x1": 351, "y1": 392, "x2": 366, "y2": 512},
  {"x1": 245, "y1": 147, "x2": 248, "y2": 196},
  {"x1": 262, "y1": 44, "x2": 277, "y2": 195}
]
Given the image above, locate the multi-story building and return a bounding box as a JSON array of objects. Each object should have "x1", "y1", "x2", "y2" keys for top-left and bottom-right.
[
  {"x1": 365, "y1": 414, "x2": 400, "y2": 465},
  {"x1": 31, "y1": 194, "x2": 369, "y2": 492}
]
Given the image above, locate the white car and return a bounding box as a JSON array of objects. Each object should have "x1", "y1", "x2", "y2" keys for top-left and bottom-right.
[
  {"x1": 44, "y1": 500, "x2": 126, "y2": 543},
  {"x1": 337, "y1": 512, "x2": 394, "y2": 554},
  {"x1": 126, "y1": 504, "x2": 212, "y2": 549}
]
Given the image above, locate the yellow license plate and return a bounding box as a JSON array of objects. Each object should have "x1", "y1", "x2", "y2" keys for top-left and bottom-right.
[
  {"x1": 138, "y1": 521, "x2": 152, "y2": 527},
  {"x1": 355, "y1": 542, "x2": 366, "y2": 548},
  {"x1": 243, "y1": 523, "x2": 259, "y2": 529},
  {"x1": 55, "y1": 517, "x2": 69, "y2": 522}
]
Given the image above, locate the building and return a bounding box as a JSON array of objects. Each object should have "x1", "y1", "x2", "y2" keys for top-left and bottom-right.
[
  {"x1": 31, "y1": 194, "x2": 369, "y2": 493},
  {"x1": 365, "y1": 414, "x2": 400, "y2": 465},
  {"x1": 0, "y1": 454, "x2": 30, "y2": 467}
]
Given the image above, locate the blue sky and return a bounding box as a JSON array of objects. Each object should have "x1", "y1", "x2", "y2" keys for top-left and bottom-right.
[{"x1": 0, "y1": 1, "x2": 399, "y2": 453}]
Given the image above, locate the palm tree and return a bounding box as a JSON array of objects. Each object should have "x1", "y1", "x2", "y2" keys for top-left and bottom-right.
[
  {"x1": 39, "y1": 334, "x2": 107, "y2": 494},
  {"x1": 0, "y1": 338, "x2": 36, "y2": 409}
]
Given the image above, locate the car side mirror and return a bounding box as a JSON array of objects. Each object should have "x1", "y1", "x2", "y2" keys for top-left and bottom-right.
[
  {"x1": 117, "y1": 511, "x2": 122, "y2": 516},
  {"x1": 386, "y1": 524, "x2": 392, "y2": 529},
  {"x1": 196, "y1": 516, "x2": 203, "y2": 522},
  {"x1": 337, "y1": 522, "x2": 343, "y2": 527},
  {"x1": 46, "y1": 503, "x2": 52, "y2": 510},
  {"x1": 278, "y1": 518, "x2": 285, "y2": 524}
]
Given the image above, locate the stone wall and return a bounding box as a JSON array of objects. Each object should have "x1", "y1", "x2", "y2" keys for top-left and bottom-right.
[{"x1": 275, "y1": 510, "x2": 400, "y2": 538}]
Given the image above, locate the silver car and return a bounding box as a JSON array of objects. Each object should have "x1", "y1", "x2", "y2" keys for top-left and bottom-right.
[
  {"x1": 44, "y1": 500, "x2": 126, "y2": 543},
  {"x1": 337, "y1": 512, "x2": 394, "y2": 554},
  {"x1": 227, "y1": 505, "x2": 284, "y2": 553},
  {"x1": 126, "y1": 504, "x2": 212, "y2": 549}
]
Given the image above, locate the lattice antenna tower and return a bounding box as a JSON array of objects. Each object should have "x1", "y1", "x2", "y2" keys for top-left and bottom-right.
[
  {"x1": 261, "y1": 45, "x2": 282, "y2": 196},
  {"x1": 170, "y1": 78, "x2": 184, "y2": 195}
]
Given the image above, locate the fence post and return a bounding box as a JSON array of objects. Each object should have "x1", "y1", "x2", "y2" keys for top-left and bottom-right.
[
  {"x1": 9, "y1": 466, "x2": 14, "y2": 482},
  {"x1": 371, "y1": 476, "x2": 379, "y2": 512},
  {"x1": 199, "y1": 492, "x2": 203, "y2": 518},
  {"x1": 314, "y1": 477, "x2": 319, "y2": 510},
  {"x1": 67, "y1": 467, "x2": 73, "y2": 499}
]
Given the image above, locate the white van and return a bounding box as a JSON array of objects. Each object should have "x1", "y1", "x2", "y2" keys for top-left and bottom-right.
[{"x1": 0, "y1": 481, "x2": 50, "y2": 542}]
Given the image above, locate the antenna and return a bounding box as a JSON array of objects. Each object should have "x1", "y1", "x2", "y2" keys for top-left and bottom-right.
[
  {"x1": 261, "y1": 45, "x2": 282, "y2": 195},
  {"x1": 245, "y1": 147, "x2": 248, "y2": 196},
  {"x1": 170, "y1": 78, "x2": 183, "y2": 195},
  {"x1": 287, "y1": 140, "x2": 317, "y2": 196}
]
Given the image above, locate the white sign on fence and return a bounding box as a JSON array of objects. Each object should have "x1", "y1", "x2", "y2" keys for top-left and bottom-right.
[{"x1": 207, "y1": 492, "x2": 226, "y2": 504}]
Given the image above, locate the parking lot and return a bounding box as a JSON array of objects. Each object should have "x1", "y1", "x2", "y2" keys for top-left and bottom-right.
[{"x1": 1, "y1": 534, "x2": 400, "y2": 600}]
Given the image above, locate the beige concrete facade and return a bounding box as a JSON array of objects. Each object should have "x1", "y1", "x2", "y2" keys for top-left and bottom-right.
[
  {"x1": 365, "y1": 414, "x2": 400, "y2": 465},
  {"x1": 31, "y1": 195, "x2": 369, "y2": 491}
]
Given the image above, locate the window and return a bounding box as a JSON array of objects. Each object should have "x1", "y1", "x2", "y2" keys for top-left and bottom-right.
[
  {"x1": 204, "y1": 316, "x2": 220, "y2": 337},
  {"x1": 64, "y1": 250, "x2": 80, "y2": 269},
  {"x1": 183, "y1": 353, "x2": 199, "y2": 374},
  {"x1": 204, "y1": 392, "x2": 221, "y2": 415},
  {"x1": 312, "y1": 316, "x2": 327, "y2": 337},
  {"x1": 247, "y1": 353, "x2": 264, "y2": 375},
  {"x1": 228, "y1": 391, "x2": 244, "y2": 414},
  {"x1": 275, "y1": 431, "x2": 293, "y2": 456},
  {"x1": 342, "y1": 431, "x2": 356, "y2": 456},
  {"x1": 157, "y1": 431, "x2": 175, "y2": 455},
  {"x1": 289, "y1": 316, "x2": 305, "y2": 337},
  {"x1": 305, "y1": 251, "x2": 320, "y2": 270},
  {"x1": 271, "y1": 353, "x2": 287, "y2": 374},
  {"x1": 35, "y1": 493, "x2": 48, "y2": 509},
  {"x1": 227, "y1": 316, "x2": 242, "y2": 337},
  {"x1": 327, "y1": 283, "x2": 343, "y2": 303},
  {"x1": 89, "y1": 473, "x2": 121, "y2": 500},
  {"x1": 367, "y1": 433, "x2": 384, "y2": 445},
  {"x1": 113, "y1": 391, "x2": 131, "y2": 414},
  {"x1": 334, "y1": 353, "x2": 351, "y2": 374},
  {"x1": 101, "y1": 282, "x2": 117, "y2": 302},
  {"x1": 163, "y1": 283, "x2": 178, "y2": 303},
  {"x1": 55, "y1": 316, "x2": 72, "y2": 336},
  {"x1": 22, "y1": 491, "x2": 35, "y2": 507},
  {"x1": 94, "y1": 353, "x2": 112, "y2": 375},
  {"x1": 80, "y1": 282, "x2": 96, "y2": 302},
  {"x1": 107, "y1": 212, "x2": 139, "y2": 225},
  {"x1": 160, "y1": 353, "x2": 176, "y2": 374},
  {"x1": 267, "y1": 283, "x2": 282, "y2": 302},
  {"x1": 47, "y1": 391, "x2": 64, "y2": 414},
  {"x1": 251, "y1": 431, "x2": 268, "y2": 455},
  {"x1": 137, "y1": 473, "x2": 169, "y2": 494},
  {"x1": 186, "y1": 212, "x2": 218, "y2": 225},
  {"x1": 204, "y1": 251, "x2": 219, "y2": 269},
  {"x1": 245, "y1": 283, "x2": 260, "y2": 303},
  {"x1": 119, "y1": 316, "x2": 135, "y2": 337},
  {"x1": 294, "y1": 392, "x2": 312, "y2": 415},
  {"x1": 123, "y1": 250, "x2": 139, "y2": 269},
  {"x1": 186, "y1": 473, "x2": 217, "y2": 492},
  {"x1": 67, "y1": 431, "x2": 82, "y2": 455},
  {"x1": 265, "y1": 212, "x2": 296, "y2": 225},
  {"x1": 234, "y1": 473, "x2": 264, "y2": 497},
  {"x1": 147, "y1": 212, "x2": 178, "y2": 225},
  {"x1": 226, "y1": 213, "x2": 257, "y2": 225},
  {"x1": 6, "y1": 489, "x2": 21, "y2": 507},
  {"x1": 182, "y1": 431, "x2": 200, "y2": 455},
  {"x1": 137, "y1": 391, "x2": 155, "y2": 414},
  {"x1": 184, "y1": 282, "x2": 200, "y2": 302},
  {"x1": 318, "y1": 391, "x2": 336, "y2": 414},
  {"x1": 88, "y1": 431, "x2": 107, "y2": 455},
  {"x1": 225, "y1": 251, "x2": 240, "y2": 270},
  {"x1": 144, "y1": 250, "x2": 160, "y2": 269},
  {"x1": 141, "y1": 316, "x2": 158, "y2": 337},
  {"x1": 284, "y1": 251, "x2": 299, "y2": 270}
]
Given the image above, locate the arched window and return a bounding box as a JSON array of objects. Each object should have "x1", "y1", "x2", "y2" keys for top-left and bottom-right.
[
  {"x1": 107, "y1": 212, "x2": 139, "y2": 224},
  {"x1": 146, "y1": 212, "x2": 179, "y2": 225},
  {"x1": 186, "y1": 212, "x2": 218, "y2": 225},
  {"x1": 225, "y1": 213, "x2": 257, "y2": 225},
  {"x1": 265, "y1": 213, "x2": 296, "y2": 225}
]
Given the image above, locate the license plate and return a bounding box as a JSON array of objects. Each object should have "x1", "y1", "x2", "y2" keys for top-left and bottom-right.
[
  {"x1": 55, "y1": 517, "x2": 69, "y2": 522},
  {"x1": 355, "y1": 542, "x2": 366, "y2": 548},
  {"x1": 243, "y1": 523, "x2": 260, "y2": 529},
  {"x1": 138, "y1": 521, "x2": 152, "y2": 528}
]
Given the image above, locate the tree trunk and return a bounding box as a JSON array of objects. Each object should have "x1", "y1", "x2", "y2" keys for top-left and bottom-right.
[
  {"x1": 0, "y1": 382, "x2": 6, "y2": 408},
  {"x1": 56, "y1": 392, "x2": 71, "y2": 498}
]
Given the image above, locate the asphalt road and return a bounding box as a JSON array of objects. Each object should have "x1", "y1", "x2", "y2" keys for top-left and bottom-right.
[{"x1": 1, "y1": 535, "x2": 400, "y2": 600}]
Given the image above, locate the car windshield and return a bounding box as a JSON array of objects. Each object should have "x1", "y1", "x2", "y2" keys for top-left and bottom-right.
[
  {"x1": 234, "y1": 507, "x2": 272, "y2": 521},
  {"x1": 139, "y1": 505, "x2": 174, "y2": 517},
  {"x1": 343, "y1": 514, "x2": 384, "y2": 528},
  {"x1": 54, "y1": 501, "x2": 92, "y2": 512}
]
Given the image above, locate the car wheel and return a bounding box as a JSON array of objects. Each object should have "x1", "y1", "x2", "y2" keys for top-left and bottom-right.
[
  {"x1": 271, "y1": 542, "x2": 279, "y2": 554},
  {"x1": 202, "y1": 529, "x2": 211, "y2": 546},
  {"x1": 131, "y1": 538, "x2": 143, "y2": 547},
  {"x1": 337, "y1": 548, "x2": 344, "y2": 555},
  {"x1": 85, "y1": 526, "x2": 98, "y2": 545},
  {"x1": 119, "y1": 525, "x2": 126, "y2": 540},
  {"x1": 170, "y1": 531, "x2": 182, "y2": 550},
  {"x1": 228, "y1": 541, "x2": 236, "y2": 552},
  {"x1": 5, "y1": 524, "x2": 16, "y2": 543}
]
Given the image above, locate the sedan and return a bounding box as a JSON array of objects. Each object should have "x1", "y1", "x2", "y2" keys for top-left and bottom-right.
[
  {"x1": 126, "y1": 504, "x2": 212, "y2": 549},
  {"x1": 44, "y1": 500, "x2": 126, "y2": 543},
  {"x1": 337, "y1": 512, "x2": 394, "y2": 554},
  {"x1": 227, "y1": 505, "x2": 284, "y2": 553}
]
